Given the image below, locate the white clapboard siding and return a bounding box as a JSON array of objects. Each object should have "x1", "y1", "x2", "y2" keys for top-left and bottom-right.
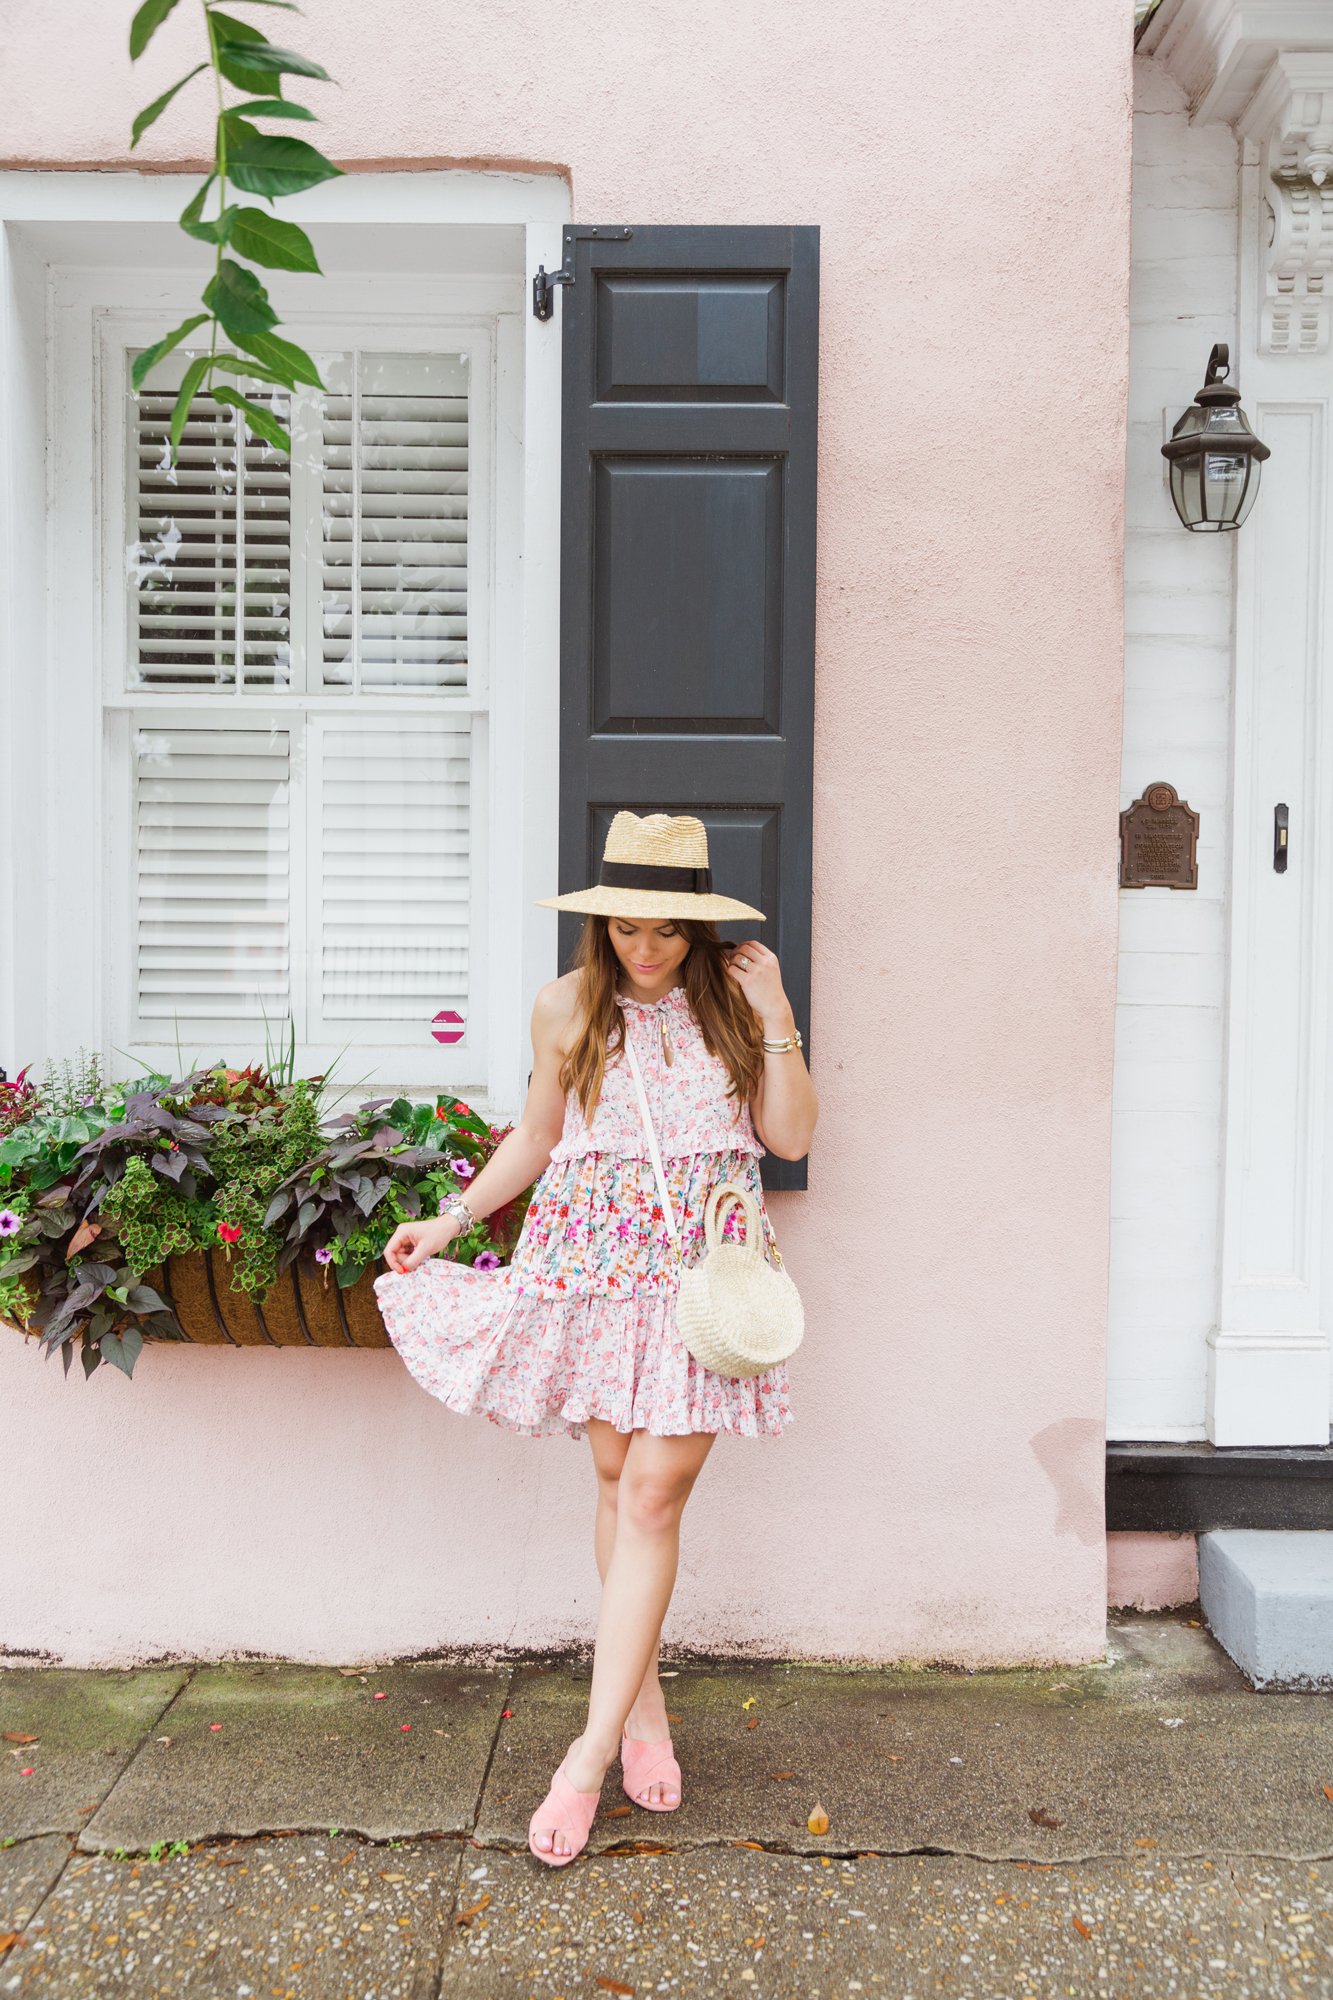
[
  {"x1": 320, "y1": 353, "x2": 469, "y2": 692},
  {"x1": 134, "y1": 727, "x2": 291, "y2": 1029},
  {"x1": 312, "y1": 722, "x2": 470, "y2": 1036},
  {"x1": 129, "y1": 379, "x2": 291, "y2": 689}
]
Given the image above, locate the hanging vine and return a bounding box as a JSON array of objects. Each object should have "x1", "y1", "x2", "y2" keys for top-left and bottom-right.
[{"x1": 128, "y1": 0, "x2": 341, "y2": 456}]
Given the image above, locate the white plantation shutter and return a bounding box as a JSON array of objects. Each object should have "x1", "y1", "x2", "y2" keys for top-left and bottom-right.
[
  {"x1": 311, "y1": 721, "x2": 470, "y2": 1039},
  {"x1": 133, "y1": 726, "x2": 290, "y2": 1030},
  {"x1": 121, "y1": 342, "x2": 481, "y2": 1067},
  {"x1": 129, "y1": 367, "x2": 291, "y2": 689},
  {"x1": 320, "y1": 353, "x2": 469, "y2": 692}
]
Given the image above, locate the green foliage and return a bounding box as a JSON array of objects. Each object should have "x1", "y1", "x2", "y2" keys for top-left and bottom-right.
[
  {"x1": 128, "y1": 0, "x2": 340, "y2": 459},
  {"x1": 98, "y1": 1156, "x2": 207, "y2": 1277},
  {"x1": 0, "y1": 1056, "x2": 533, "y2": 1385},
  {"x1": 41, "y1": 1049, "x2": 107, "y2": 1118}
]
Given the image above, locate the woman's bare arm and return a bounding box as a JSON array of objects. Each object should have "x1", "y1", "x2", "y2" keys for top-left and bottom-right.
[
  {"x1": 383, "y1": 974, "x2": 579, "y2": 1273},
  {"x1": 727, "y1": 940, "x2": 818, "y2": 1161}
]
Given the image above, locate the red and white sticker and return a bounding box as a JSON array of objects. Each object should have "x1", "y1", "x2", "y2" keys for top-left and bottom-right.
[{"x1": 431, "y1": 1010, "x2": 465, "y2": 1045}]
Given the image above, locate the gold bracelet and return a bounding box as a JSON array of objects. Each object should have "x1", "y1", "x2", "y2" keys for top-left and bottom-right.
[{"x1": 762, "y1": 1029, "x2": 804, "y2": 1053}]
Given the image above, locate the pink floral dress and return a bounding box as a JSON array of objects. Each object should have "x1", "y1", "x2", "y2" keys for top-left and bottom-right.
[{"x1": 374, "y1": 988, "x2": 793, "y2": 1439}]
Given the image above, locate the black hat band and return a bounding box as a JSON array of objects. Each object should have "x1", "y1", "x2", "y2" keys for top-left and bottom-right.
[{"x1": 599, "y1": 860, "x2": 714, "y2": 894}]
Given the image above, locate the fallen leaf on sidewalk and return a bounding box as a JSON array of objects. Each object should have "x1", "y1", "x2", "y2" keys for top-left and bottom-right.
[
  {"x1": 1072, "y1": 1917, "x2": 1091, "y2": 1939},
  {"x1": 770, "y1": 1771, "x2": 795, "y2": 1781},
  {"x1": 808, "y1": 1804, "x2": 830, "y2": 1835},
  {"x1": 1323, "y1": 1785, "x2": 1333, "y2": 1802},
  {"x1": 2, "y1": 1734, "x2": 37, "y2": 1745},
  {"x1": 595, "y1": 1980, "x2": 634, "y2": 1996},
  {"x1": 666, "y1": 1714, "x2": 682, "y2": 1723},
  {"x1": 734, "y1": 1841, "x2": 764, "y2": 1851},
  {"x1": 604, "y1": 1841, "x2": 667, "y2": 1856},
  {"x1": 747, "y1": 1719, "x2": 759, "y2": 1730},
  {"x1": 76, "y1": 1805, "x2": 99, "y2": 1815},
  {"x1": 1133, "y1": 1838, "x2": 1158, "y2": 1849},
  {"x1": 1028, "y1": 1809, "x2": 1061, "y2": 1829},
  {"x1": 742, "y1": 1698, "x2": 756, "y2": 1710},
  {"x1": 0, "y1": 1935, "x2": 24, "y2": 1951},
  {"x1": 455, "y1": 1895, "x2": 491, "y2": 1927},
  {"x1": 599, "y1": 1805, "x2": 632, "y2": 1819}
]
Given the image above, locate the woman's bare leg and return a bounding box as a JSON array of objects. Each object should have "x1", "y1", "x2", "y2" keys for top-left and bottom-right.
[
  {"x1": 531, "y1": 1427, "x2": 715, "y2": 1859},
  {"x1": 586, "y1": 1420, "x2": 672, "y2": 1767}
]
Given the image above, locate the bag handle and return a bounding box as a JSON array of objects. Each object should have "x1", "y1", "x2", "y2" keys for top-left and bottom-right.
[
  {"x1": 623, "y1": 1023, "x2": 679, "y2": 1249},
  {"x1": 704, "y1": 1182, "x2": 763, "y2": 1262}
]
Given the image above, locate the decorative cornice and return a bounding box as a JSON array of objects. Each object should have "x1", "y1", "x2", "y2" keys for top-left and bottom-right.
[
  {"x1": 1139, "y1": 0, "x2": 1333, "y2": 351},
  {"x1": 1138, "y1": 0, "x2": 1333, "y2": 123}
]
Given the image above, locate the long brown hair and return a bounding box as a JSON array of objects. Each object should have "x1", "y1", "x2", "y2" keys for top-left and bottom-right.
[{"x1": 561, "y1": 916, "x2": 764, "y2": 1122}]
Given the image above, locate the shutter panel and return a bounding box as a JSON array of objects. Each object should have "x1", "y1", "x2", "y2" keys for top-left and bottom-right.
[
  {"x1": 134, "y1": 725, "x2": 290, "y2": 1031},
  {"x1": 129, "y1": 369, "x2": 291, "y2": 689},
  {"x1": 320, "y1": 353, "x2": 469, "y2": 693},
  {"x1": 309, "y1": 719, "x2": 471, "y2": 1042},
  {"x1": 559, "y1": 226, "x2": 819, "y2": 1189}
]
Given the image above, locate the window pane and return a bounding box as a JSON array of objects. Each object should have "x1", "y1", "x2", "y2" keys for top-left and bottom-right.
[
  {"x1": 320, "y1": 352, "x2": 469, "y2": 692},
  {"x1": 134, "y1": 726, "x2": 290, "y2": 1029},
  {"x1": 127, "y1": 358, "x2": 291, "y2": 690}
]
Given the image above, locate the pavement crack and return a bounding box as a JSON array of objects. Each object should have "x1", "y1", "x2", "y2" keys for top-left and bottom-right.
[
  {"x1": 468, "y1": 1662, "x2": 517, "y2": 1843},
  {"x1": 0, "y1": 1832, "x2": 77, "y2": 1965},
  {"x1": 76, "y1": 1664, "x2": 199, "y2": 1853}
]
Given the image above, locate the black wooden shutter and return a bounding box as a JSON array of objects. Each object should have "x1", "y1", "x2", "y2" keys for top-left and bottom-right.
[{"x1": 557, "y1": 224, "x2": 819, "y2": 1190}]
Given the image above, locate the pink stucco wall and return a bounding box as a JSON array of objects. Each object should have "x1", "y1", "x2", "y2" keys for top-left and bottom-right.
[
  {"x1": 0, "y1": 0, "x2": 1131, "y2": 1665},
  {"x1": 1107, "y1": 1533, "x2": 1200, "y2": 1612}
]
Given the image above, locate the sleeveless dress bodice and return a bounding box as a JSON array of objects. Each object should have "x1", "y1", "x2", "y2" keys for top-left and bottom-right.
[{"x1": 374, "y1": 987, "x2": 792, "y2": 1439}]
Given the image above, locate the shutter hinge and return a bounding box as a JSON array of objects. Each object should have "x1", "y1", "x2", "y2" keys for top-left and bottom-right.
[{"x1": 533, "y1": 226, "x2": 633, "y2": 320}]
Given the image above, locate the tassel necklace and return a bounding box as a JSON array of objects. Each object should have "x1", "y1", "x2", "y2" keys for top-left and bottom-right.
[{"x1": 660, "y1": 1012, "x2": 674, "y2": 1066}]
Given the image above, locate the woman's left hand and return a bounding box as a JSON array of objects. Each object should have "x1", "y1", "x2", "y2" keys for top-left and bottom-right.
[{"x1": 725, "y1": 939, "x2": 793, "y2": 1032}]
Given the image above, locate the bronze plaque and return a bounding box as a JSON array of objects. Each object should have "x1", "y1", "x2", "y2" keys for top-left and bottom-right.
[{"x1": 1120, "y1": 782, "x2": 1199, "y2": 890}]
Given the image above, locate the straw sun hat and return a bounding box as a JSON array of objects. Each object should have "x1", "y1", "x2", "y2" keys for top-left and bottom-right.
[{"x1": 537, "y1": 812, "x2": 765, "y2": 923}]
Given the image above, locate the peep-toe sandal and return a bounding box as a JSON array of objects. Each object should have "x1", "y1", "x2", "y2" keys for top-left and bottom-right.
[
  {"x1": 621, "y1": 1730, "x2": 682, "y2": 1812},
  {"x1": 528, "y1": 1756, "x2": 601, "y2": 1866}
]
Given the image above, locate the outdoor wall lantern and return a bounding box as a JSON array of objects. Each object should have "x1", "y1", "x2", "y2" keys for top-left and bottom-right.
[{"x1": 1161, "y1": 344, "x2": 1270, "y2": 532}]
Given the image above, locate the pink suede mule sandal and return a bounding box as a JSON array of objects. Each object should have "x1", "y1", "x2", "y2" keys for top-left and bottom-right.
[
  {"x1": 528, "y1": 1756, "x2": 602, "y2": 1866},
  {"x1": 621, "y1": 1730, "x2": 682, "y2": 1812}
]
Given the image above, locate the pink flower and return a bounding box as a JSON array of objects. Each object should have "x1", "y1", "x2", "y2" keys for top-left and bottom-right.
[
  {"x1": 209, "y1": 1724, "x2": 221, "y2": 1732},
  {"x1": 451, "y1": 1157, "x2": 476, "y2": 1181},
  {"x1": 0, "y1": 1209, "x2": 21, "y2": 1237},
  {"x1": 474, "y1": 1251, "x2": 501, "y2": 1272},
  {"x1": 314, "y1": 1245, "x2": 333, "y2": 1265},
  {"x1": 217, "y1": 1223, "x2": 242, "y2": 1244}
]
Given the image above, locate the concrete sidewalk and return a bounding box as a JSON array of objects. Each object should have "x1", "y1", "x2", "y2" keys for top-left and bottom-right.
[{"x1": 1, "y1": 1613, "x2": 1331, "y2": 1997}]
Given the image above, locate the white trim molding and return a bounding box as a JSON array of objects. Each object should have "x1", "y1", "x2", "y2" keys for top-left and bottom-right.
[{"x1": 1207, "y1": 1329, "x2": 1331, "y2": 1442}]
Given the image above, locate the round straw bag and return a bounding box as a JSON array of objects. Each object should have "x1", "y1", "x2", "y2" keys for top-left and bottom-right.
[{"x1": 676, "y1": 1181, "x2": 805, "y2": 1380}]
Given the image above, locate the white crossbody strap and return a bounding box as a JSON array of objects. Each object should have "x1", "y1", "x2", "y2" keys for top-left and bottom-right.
[{"x1": 622, "y1": 1022, "x2": 678, "y2": 1243}]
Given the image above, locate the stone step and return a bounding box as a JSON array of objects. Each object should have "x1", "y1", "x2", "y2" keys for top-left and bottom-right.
[{"x1": 1199, "y1": 1529, "x2": 1333, "y2": 1689}]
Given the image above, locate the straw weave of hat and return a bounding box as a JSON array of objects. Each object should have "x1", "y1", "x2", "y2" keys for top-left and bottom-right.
[{"x1": 537, "y1": 811, "x2": 765, "y2": 922}]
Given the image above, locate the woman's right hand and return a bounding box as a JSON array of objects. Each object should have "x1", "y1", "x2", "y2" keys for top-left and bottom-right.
[{"x1": 383, "y1": 1214, "x2": 463, "y2": 1275}]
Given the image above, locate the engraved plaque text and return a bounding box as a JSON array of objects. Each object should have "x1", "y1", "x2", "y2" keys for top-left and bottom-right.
[{"x1": 1120, "y1": 782, "x2": 1199, "y2": 890}]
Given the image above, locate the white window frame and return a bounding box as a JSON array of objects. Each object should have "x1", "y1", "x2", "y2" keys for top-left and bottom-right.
[{"x1": 0, "y1": 171, "x2": 568, "y2": 1123}]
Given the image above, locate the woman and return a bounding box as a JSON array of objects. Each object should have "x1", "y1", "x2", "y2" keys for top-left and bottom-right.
[{"x1": 377, "y1": 811, "x2": 818, "y2": 1866}]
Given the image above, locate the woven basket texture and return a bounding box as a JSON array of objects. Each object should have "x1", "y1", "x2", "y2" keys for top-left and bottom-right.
[
  {"x1": 675, "y1": 1183, "x2": 804, "y2": 1380},
  {"x1": 1, "y1": 1250, "x2": 390, "y2": 1349}
]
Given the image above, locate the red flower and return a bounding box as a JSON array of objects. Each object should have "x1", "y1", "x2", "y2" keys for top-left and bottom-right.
[
  {"x1": 435, "y1": 1106, "x2": 450, "y2": 1121},
  {"x1": 217, "y1": 1224, "x2": 242, "y2": 1244}
]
